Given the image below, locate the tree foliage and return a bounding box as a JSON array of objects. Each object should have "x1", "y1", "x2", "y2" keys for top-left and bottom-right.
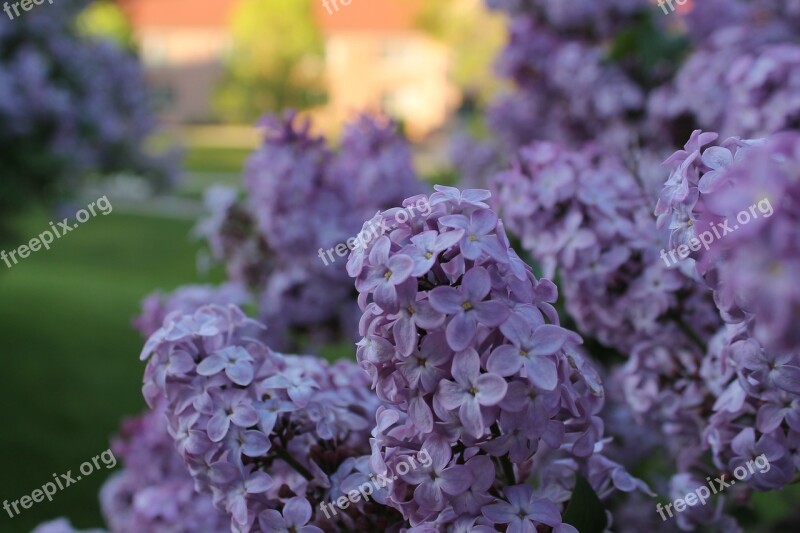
[{"x1": 214, "y1": 0, "x2": 326, "y2": 123}]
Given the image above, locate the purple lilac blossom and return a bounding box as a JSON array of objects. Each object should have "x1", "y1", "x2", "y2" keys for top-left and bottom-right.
[
  {"x1": 657, "y1": 130, "x2": 800, "y2": 353},
  {"x1": 0, "y1": 1, "x2": 173, "y2": 237},
  {"x1": 349, "y1": 186, "x2": 644, "y2": 529},
  {"x1": 652, "y1": 130, "x2": 800, "y2": 499},
  {"x1": 191, "y1": 111, "x2": 424, "y2": 351},
  {"x1": 139, "y1": 304, "x2": 403, "y2": 531},
  {"x1": 648, "y1": 29, "x2": 800, "y2": 143},
  {"x1": 491, "y1": 140, "x2": 738, "y2": 527}
]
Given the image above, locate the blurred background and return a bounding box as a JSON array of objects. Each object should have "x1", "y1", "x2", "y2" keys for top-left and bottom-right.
[
  {"x1": 8, "y1": 0, "x2": 800, "y2": 531},
  {"x1": 0, "y1": 0, "x2": 506, "y2": 530}
]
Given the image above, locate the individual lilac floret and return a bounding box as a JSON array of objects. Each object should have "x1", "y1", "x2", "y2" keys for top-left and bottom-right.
[
  {"x1": 482, "y1": 484, "x2": 573, "y2": 533},
  {"x1": 428, "y1": 267, "x2": 510, "y2": 351},
  {"x1": 350, "y1": 187, "x2": 642, "y2": 529},
  {"x1": 139, "y1": 304, "x2": 401, "y2": 531},
  {"x1": 258, "y1": 497, "x2": 324, "y2": 533}
]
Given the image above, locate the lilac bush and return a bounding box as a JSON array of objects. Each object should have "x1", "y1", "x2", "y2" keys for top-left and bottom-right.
[
  {"x1": 28, "y1": 2, "x2": 800, "y2": 530},
  {"x1": 0, "y1": 1, "x2": 172, "y2": 240}
]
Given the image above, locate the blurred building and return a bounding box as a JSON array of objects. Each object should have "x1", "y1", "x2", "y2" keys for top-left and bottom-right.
[
  {"x1": 118, "y1": 0, "x2": 238, "y2": 124},
  {"x1": 312, "y1": 0, "x2": 459, "y2": 138},
  {"x1": 119, "y1": 0, "x2": 459, "y2": 136}
]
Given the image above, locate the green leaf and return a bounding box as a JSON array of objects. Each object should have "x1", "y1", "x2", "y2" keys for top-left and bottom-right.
[{"x1": 562, "y1": 473, "x2": 607, "y2": 533}]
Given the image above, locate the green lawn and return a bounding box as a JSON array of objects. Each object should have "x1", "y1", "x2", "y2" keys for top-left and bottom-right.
[
  {"x1": 0, "y1": 208, "x2": 220, "y2": 532},
  {"x1": 184, "y1": 146, "x2": 252, "y2": 174}
]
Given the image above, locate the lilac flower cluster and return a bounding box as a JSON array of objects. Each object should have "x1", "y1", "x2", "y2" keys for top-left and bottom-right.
[
  {"x1": 0, "y1": 2, "x2": 172, "y2": 237},
  {"x1": 492, "y1": 141, "x2": 720, "y2": 355},
  {"x1": 139, "y1": 304, "x2": 404, "y2": 532},
  {"x1": 192, "y1": 112, "x2": 423, "y2": 350},
  {"x1": 487, "y1": 13, "x2": 646, "y2": 152},
  {"x1": 648, "y1": 130, "x2": 800, "y2": 502},
  {"x1": 491, "y1": 125, "x2": 800, "y2": 527},
  {"x1": 485, "y1": 0, "x2": 800, "y2": 167},
  {"x1": 348, "y1": 186, "x2": 643, "y2": 530},
  {"x1": 656, "y1": 130, "x2": 800, "y2": 353},
  {"x1": 648, "y1": 28, "x2": 800, "y2": 142},
  {"x1": 491, "y1": 141, "x2": 731, "y2": 526}
]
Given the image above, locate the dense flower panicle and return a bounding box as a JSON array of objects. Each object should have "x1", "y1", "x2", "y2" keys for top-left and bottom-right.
[
  {"x1": 485, "y1": 0, "x2": 800, "y2": 169},
  {"x1": 190, "y1": 111, "x2": 423, "y2": 350},
  {"x1": 330, "y1": 115, "x2": 421, "y2": 210},
  {"x1": 492, "y1": 141, "x2": 720, "y2": 354},
  {"x1": 648, "y1": 29, "x2": 800, "y2": 143},
  {"x1": 349, "y1": 186, "x2": 641, "y2": 530},
  {"x1": 491, "y1": 141, "x2": 741, "y2": 527},
  {"x1": 139, "y1": 304, "x2": 403, "y2": 532},
  {"x1": 487, "y1": 15, "x2": 645, "y2": 152},
  {"x1": 648, "y1": 130, "x2": 800, "y2": 499},
  {"x1": 657, "y1": 130, "x2": 800, "y2": 353}
]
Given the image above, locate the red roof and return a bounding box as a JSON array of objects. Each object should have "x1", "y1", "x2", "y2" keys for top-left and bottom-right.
[
  {"x1": 119, "y1": 0, "x2": 239, "y2": 28},
  {"x1": 313, "y1": 0, "x2": 424, "y2": 32}
]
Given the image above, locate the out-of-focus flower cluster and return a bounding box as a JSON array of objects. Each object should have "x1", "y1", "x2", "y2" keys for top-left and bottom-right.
[
  {"x1": 348, "y1": 186, "x2": 646, "y2": 530},
  {"x1": 99, "y1": 405, "x2": 229, "y2": 532},
  {"x1": 650, "y1": 131, "x2": 800, "y2": 513},
  {"x1": 486, "y1": 3, "x2": 648, "y2": 152},
  {"x1": 147, "y1": 112, "x2": 424, "y2": 351},
  {"x1": 139, "y1": 304, "x2": 403, "y2": 532},
  {"x1": 656, "y1": 130, "x2": 800, "y2": 353},
  {"x1": 0, "y1": 1, "x2": 173, "y2": 238},
  {"x1": 492, "y1": 141, "x2": 720, "y2": 355},
  {"x1": 493, "y1": 126, "x2": 800, "y2": 529},
  {"x1": 479, "y1": 0, "x2": 800, "y2": 183},
  {"x1": 649, "y1": 28, "x2": 800, "y2": 143}
]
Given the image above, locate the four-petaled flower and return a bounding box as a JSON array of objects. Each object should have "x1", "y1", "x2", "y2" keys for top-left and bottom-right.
[
  {"x1": 429, "y1": 267, "x2": 510, "y2": 351},
  {"x1": 437, "y1": 349, "x2": 508, "y2": 437},
  {"x1": 258, "y1": 497, "x2": 323, "y2": 533}
]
